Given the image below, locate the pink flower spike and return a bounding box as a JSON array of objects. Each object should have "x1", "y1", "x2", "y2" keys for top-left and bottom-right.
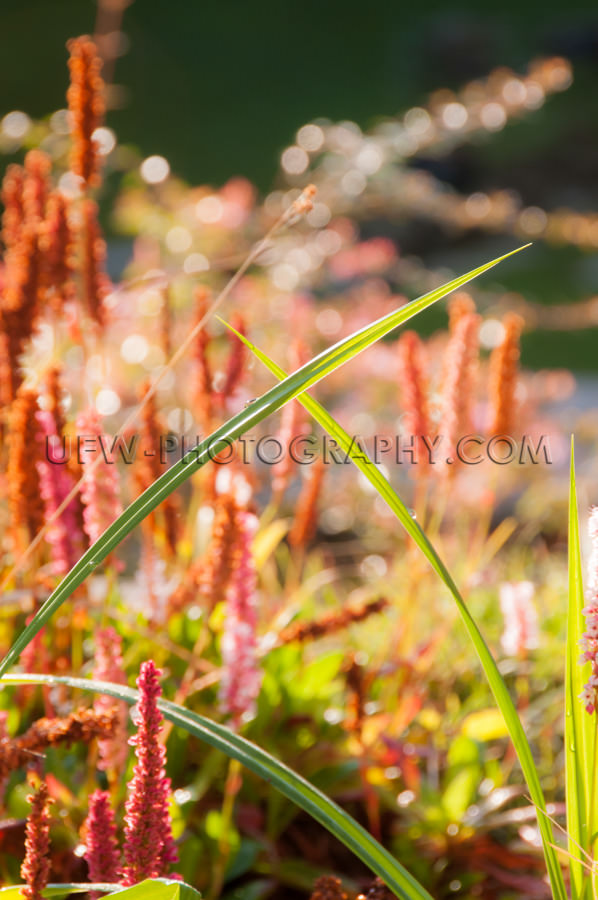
[
  {"x1": 84, "y1": 790, "x2": 120, "y2": 896},
  {"x1": 76, "y1": 407, "x2": 123, "y2": 549},
  {"x1": 93, "y1": 628, "x2": 129, "y2": 773},
  {"x1": 580, "y1": 507, "x2": 598, "y2": 713},
  {"x1": 121, "y1": 660, "x2": 178, "y2": 885},
  {"x1": 499, "y1": 581, "x2": 539, "y2": 657},
  {"x1": 219, "y1": 511, "x2": 262, "y2": 728},
  {"x1": 35, "y1": 409, "x2": 83, "y2": 575},
  {"x1": 21, "y1": 781, "x2": 52, "y2": 900}
]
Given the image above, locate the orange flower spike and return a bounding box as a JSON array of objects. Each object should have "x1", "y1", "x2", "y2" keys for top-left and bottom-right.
[
  {"x1": 23, "y1": 150, "x2": 52, "y2": 225},
  {"x1": 448, "y1": 290, "x2": 476, "y2": 333},
  {"x1": 288, "y1": 456, "x2": 326, "y2": 549},
  {"x1": 7, "y1": 387, "x2": 44, "y2": 547},
  {"x1": 20, "y1": 781, "x2": 53, "y2": 900},
  {"x1": 488, "y1": 312, "x2": 524, "y2": 436},
  {"x1": 202, "y1": 494, "x2": 239, "y2": 609},
  {"x1": 1, "y1": 163, "x2": 25, "y2": 250},
  {"x1": 192, "y1": 285, "x2": 213, "y2": 431},
  {"x1": 81, "y1": 198, "x2": 110, "y2": 326},
  {"x1": 67, "y1": 36, "x2": 106, "y2": 188},
  {"x1": 221, "y1": 312, "x2": 247, "y2": 400},
  {"x1": 40, "y1": 191, "x2": 75, "y2": 311},
  {"x1": 439, "y1": 311, "x2": 480, "y2": 474},
  {"x1": 397, "y1": 331, "x2": 429, "y2": 471}
]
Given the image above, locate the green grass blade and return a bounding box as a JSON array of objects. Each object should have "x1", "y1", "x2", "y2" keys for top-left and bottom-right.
[
  {"x1": 227, "y1": 329, "x2": 567, "y2": 900},
  {"x1": 0, "y1": 881, "x2": 201, "y2": 899},
  {"x1": 0, "y1": 885, "x2": 118, "y2": 898},
  {"x1": 566, "y1": 440, "x2": 595, "y2": 898},
  {"x1": 0, "y1": 674, "x2": 434, "y2": 900},
  {"x1": 0, "y1": 246, "x2": 527, "y2": 678}
]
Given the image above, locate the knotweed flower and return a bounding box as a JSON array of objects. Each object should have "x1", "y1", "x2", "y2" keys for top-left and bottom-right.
[
  {"x1": 7, "y1": 387, "x2": 44, "y2": 548},
  {"x1": 67, "y1": 36, "x2": 105, "y2": 188},
  {"x1": 36, "y1": 409, "x2": 83, "y2": 575},
  {"x1": 580, "y1": 507, "x2": 598, "y2": 713},
  {"x1": 124, "y1": 542, "x2": 179, "y2": 625},
  {"x1": 1, "y1": 163, "x2": 25, "y2": 250},
  {"x1": 22, "y1": 149, "x2": 51, "y2": 224},
  {"x1": 0, "y1": 227, "x2": 42, "y2": 406},
  {"x1": 288, "y1": 457, "x2": 325, "y2": 548},
  {"x1": 488, "y1": 312, "x2": 524, "y2": 436},
  {"x1": 84, "y1": 790, "x2": 120, "y2": 894},
  {"x1": 499, "y1": 581, "x2": 539, "y2": 657},
  {"x1": 192, "y1": 285, "x2": 213, "y2": 432},
  {"x1": 80, "y1": 198, "x2": 111, "y2": 326},
  {"x1": 439, "y1": 311, "x2": 480, "y2": 473},
  {"x1": 220, "y1": 312, "x2": 247, "y2": 401},
  {"x1": 40, "y1": 191, "x2": 75, "y2": 311},
  {"x1": 93, "y1": 628, "x2": 128, "y2": 773},
  {"x1": 277, "y1": 597, "x2": 389, "y2": 646},
  {"x1": 135, "y1": 383, "x2": 179, "y2": 556},
  {"x1": 397, "y1": 331, "x2": 429, "y2": 470},
  {"x1": 201, "y1": 494, "x2": 239, "y2": 609},
  {"x1": 20, "y1": 780, "x2": 52, "y2": 900},
  {"x1": 309, "y1": 874, "x2": 348, "y2": 900},
  {"x1": 272, "y1": 340, "x2": 309, "y2": 501},
  {"x1": 219, "y1": 511, "x2": 262, "y2": 727},
  {"x1": 121, "y1": 660, "x2": 178, "y2": 885},
  {"x1": 76, "y1": 408, "x2": 123, "y2": 548},
  {"x1": 448, "y1": 291, "x2": 476, "y2": 333}
]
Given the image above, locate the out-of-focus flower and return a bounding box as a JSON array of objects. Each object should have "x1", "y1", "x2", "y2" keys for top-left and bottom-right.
[
  {"x1": 488, "y1": 312, "x2": 524, "y2": 436},
  {"x1": 80, "y1": 198, "x2": 111, "y2": 327},
  {"x1": 20, "y1": 780, "x2": 52, "y2": 900},
  {"x1": 77, "y1": 408, "x2": 123, "y2": 549},
  {"x1": 7, "y1": 387, "x2": 44, "y2": 549},
  {"x1": 93, "y1": 628, "x2": 128, "y2": 773},
  {"x1": 580, "y1": 508, "x2": 598, "y2": 713},
  {"x1": 22, "y1": 149, "x2": 51, "y2": 224},
  {"x1": 67, "y1": 36, "x2": 105, "y2": 188},
  {"x1": 121, "y1": 660, "x2": 178, "y2": 885},
  {"x1": 40, "y1": 191, "x2": 75, "y2": 311},
  {"x1": 397, "y1": 330, "x2": 429, "y2": 470},
  {"x1": 1, "y1": 163, "x2": 25, "y2": 250},
  {"x1": 499, "y1": 581, "x2": 539, "y2": 657},
  {"x1": 36, "y1": 409, "x2": 83, "y2": 575},
  {"x1": 439, "y1": 310, "x2": 480, "y2": 474},
  {"x1": 219, "y1": 511, "x2": 261, "y2": 726},
  {"x1": 289, "y1": 457, "x2": 325, "y2": 548},
  {"x1": 84, "y1": 790, "x2": 120, "y2": 895}
]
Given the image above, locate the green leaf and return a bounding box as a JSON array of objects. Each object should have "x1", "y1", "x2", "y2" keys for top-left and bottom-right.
[
  {"x1": 0, "y1": 247, "x2": 527, "y2": 680},
  {"x1": 565, "y1": 440, "x2": 595, "y2": 899},
  {"x1": 226, "y1": 324, "x2": 567, "y2": 900},
  {"x1": 113, "y1": 878, "x2": 202, "y2": 899},
  {"x1": 442, "y1": 737, "x2": 481, "y2": 822},
  {"x1": 0, "y1": 673, "x2": 434, "y2": 900}
]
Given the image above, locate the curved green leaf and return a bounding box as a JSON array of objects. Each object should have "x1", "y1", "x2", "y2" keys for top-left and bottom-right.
[
  {"x1": 0, "y1": 674, "x2": 434, "y2": 900},
  {"x1": 0, "y1": 247, "x2": 527, "y2": 678}
]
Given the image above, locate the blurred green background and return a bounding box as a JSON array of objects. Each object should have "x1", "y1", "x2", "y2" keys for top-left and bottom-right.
[{"x1": 1, "y1": 0, "x2": 598, "y2": 370}]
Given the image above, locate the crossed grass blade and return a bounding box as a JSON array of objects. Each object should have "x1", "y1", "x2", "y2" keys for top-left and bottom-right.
[
  {"x1": 225, "y1": 323, "x2": 567, "y2": 900},
  {"x1": 0, "y1": 247, "x2": 527, "y2": 678}
]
